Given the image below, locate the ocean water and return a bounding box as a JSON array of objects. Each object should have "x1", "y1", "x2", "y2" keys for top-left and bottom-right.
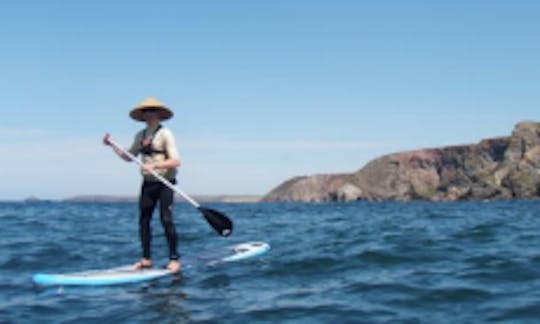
[{"x1": 1, "y1": 201, "x2": 540, "y2": 323}]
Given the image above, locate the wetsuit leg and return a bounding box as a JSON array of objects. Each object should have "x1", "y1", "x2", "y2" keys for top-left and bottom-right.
[
  {"x1": 158, "y1": 182, "x2": 179, "y2": 260},
  {"x1": 139, "y1": 181, "x2": 159, "y2": 259}
]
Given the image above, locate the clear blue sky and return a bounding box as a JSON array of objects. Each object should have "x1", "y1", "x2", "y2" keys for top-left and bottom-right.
[{"x1": 1, "y1": 1, "x2": 539, "y2": 200}]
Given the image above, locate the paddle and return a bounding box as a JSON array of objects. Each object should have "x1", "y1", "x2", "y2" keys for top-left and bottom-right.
[{"x1": 106, "y1": 137, "x2": 233, "y2": 237}]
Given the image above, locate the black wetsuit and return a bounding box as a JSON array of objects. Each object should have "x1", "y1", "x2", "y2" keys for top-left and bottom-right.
[
  {"x1": 138, "y1": 125, "x2": 179, "y2": 261},
  {"x1": 139, "y1": 179, "x2": 179, "y2": 261}
]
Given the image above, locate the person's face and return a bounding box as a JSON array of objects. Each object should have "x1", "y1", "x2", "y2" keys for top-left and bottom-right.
[{"x1": 142, "y1": 109, "x2": 159, "y2": 123}]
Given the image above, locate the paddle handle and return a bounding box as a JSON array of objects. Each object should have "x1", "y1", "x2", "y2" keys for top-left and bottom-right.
[{"x1": 107, "y1": 137, "x2": 201, "y2": 208}]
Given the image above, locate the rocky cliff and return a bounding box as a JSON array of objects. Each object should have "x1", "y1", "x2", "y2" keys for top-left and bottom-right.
[{"x1": 262, "y1": 121, "x2": 540, "y2": 202}]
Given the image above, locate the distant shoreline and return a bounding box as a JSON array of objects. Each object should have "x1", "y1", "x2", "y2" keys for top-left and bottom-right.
[{"x1": 15, "y1": 195, "x2": 262, "y2": 203}]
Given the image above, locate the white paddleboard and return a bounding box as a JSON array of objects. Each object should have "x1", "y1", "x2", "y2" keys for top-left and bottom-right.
[{"x1": 32, "y1": 241, "x2": 270, "y2": 286}]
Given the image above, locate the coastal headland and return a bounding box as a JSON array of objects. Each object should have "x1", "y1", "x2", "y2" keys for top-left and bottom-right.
[{"x1": 263, "y1": 121, "x2": 540, "y2": 202}]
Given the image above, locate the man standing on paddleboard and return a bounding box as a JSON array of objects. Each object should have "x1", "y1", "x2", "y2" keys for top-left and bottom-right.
[{"x1": 103, "y1": 98, "x2": 181, "y2": 273}]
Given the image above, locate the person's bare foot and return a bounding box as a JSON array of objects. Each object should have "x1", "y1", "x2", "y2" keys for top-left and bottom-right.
[
  {"x1": 166, "y1": 260, "x2": 181, "y2": 273},
  {"x1": 132, "y1": 258, "x2": 153, "y2": 270}
]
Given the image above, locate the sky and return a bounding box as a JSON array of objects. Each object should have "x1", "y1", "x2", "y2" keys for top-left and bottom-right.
[{"x1": 1, "y1": 0, "x2": 539, "y2": 200}]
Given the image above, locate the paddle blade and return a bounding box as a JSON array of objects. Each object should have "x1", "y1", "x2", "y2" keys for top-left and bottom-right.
[{"x1": 199, "y1": 207, "x2": 233, "y2": 237}]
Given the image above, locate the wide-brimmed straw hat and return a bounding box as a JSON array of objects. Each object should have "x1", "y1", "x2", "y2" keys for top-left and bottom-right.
[{"x1": 129, "y1": 97, "x2": 174, "y2": 122}]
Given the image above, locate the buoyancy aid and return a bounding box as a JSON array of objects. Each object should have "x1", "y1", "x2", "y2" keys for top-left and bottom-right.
[{"x1": 139, "y1": 124, "x2": 168, "y2": 158}]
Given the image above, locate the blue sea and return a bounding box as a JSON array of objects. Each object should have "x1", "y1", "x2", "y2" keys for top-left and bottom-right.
[{"x1": 1, "y1": 201, "x2": 540, "y2": 323}]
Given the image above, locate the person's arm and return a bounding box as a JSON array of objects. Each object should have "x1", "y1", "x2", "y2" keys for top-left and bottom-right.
[{"x1": 103, "y1": 133, "x2": 137, "y2": 162}]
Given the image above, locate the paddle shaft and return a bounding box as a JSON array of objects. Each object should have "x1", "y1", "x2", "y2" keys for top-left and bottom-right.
[{"x1": 107, "y1": 138, "x2": 201, "y2": 208}]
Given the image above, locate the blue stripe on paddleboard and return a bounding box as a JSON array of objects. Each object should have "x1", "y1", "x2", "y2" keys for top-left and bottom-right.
[{"x1": 32, "y1": 269, "x2": 172, "y2": 286}]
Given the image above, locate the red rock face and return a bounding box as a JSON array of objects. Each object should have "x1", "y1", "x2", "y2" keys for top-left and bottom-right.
[{"x1": 262, "y1": 121, "x2": 540, "y2": 202}]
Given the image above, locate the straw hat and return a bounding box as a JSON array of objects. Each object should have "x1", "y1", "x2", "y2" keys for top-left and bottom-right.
[{"x1": 129, "y1": 97, "x2": 174, "y2": 121}]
